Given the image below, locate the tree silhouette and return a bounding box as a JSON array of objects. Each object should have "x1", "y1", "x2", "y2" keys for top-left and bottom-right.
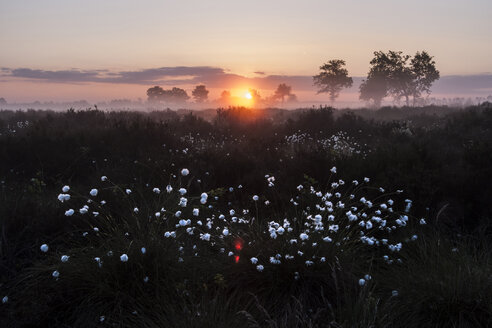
[
  {"x1": 147, "y1": 86, "x2": 165, "y2": 102},
  {"x1": 220, "y1": 90, "x2": 231, "y2": 99},
  {"x1": 192, "y1": 85, "x2": 209, "y2": 103},
  {"x1": 359, "y1": 73, "x2": 388, "y2": 108},
  {"x1": 410, "y1": 51, "x2": 440, "y2": 106},
  {"x1": 313, "y1": 59, "x2": 353, "y2": 103},
  {"x1": 146, "y1": 86, "x2": 190, "y2": 103},
  {"x1": 249, "y1": 89, "x2": 261, "y2": 102},
  {"x1": 360, "y1": 50, "x2": 439, "y2": 107},
  {"x1": 219, "y1": 90, "x2": 231, "y2": 104},
  {"x1": 167, "y1": 87, "x2": 190, "y2": 103},
  {"x1": 273, "y1": 83, "x2": 292, "y2": 103}
]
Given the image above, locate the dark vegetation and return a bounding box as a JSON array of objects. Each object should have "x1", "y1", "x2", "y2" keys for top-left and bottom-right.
[{"x1": 0, "y1": 105, "x2": 491, "y2": 327}]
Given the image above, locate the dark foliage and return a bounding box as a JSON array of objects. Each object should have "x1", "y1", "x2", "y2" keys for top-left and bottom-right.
[{"x1": 0, "y1": 106, "x2": 491, "y2": 327}]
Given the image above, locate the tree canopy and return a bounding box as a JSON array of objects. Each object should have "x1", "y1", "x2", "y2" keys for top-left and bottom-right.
[
  {"x1": 360, "y1": 50, "x2": 440, "y2": 107},
  {"x1": 192, "y1": 85, "x2": 209, "y2": 103},
  {"x1": 313, "y1": 59, "x2": 353, "y2": 102},
  {"x1": 273, "y1": 83, "x2": 292, "y2": 103},
  {"x1": 146, "y1": 86, "x2": 190, "y2": 103}
]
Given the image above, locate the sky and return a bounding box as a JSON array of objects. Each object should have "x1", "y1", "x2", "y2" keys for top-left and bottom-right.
[{"x1": 1, "y1": 0, "x2": 491, "y2": 104}]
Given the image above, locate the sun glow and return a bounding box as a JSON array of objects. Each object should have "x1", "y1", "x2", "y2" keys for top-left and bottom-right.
[{"x1": 223, "y1": 89, "x2": 256, "y2": 107}]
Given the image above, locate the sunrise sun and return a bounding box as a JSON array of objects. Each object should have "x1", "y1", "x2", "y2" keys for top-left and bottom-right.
[{"x1": 244, "y1": 92, "x2": 253, "y2": 99}]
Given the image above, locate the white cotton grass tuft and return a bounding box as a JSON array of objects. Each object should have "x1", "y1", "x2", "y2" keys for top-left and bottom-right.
[
  {"x1": 40, "y1": 244, "x2": 49, "y2": 252},
  {"x1": 57, "y1": 193, "x2": 70, "y2": 202},
  {"x1": 179, "y1": 219, "x2": 191, "y2": 226},
  {"x1": 120, "y1": 254, "x2": 129, "y2": 262},
  {"x1": 2, "y1": 296, "x2": 8, "y2": 304},
  {"x1": 256, "y1": 265, "x2": 264, "y2": 272},
  {"x1": 179, "y1": 197, "x2": 188, "y2": 207},
  {"x1": 62, "y1": 185, "x2": 70, "y2": 193},
  {"x1": 181, "y1": 168, "x2": 189, "y2": 176},
  {"x1": 52, "y1": 270, "x2": 60, "y2": 279},
  {"x1": 65, "y1": 209, "x2": 74, "y2": 216},
  {"x1": 89, "y1": 189, "x2": 98, "y2": 197},
  {"x1": 164, "y1": 231, "x2": 176, "y2": 238},
  {"x1": 200, "y1": 192, "x2": 208, "y2": 204},
  {"x1": 252, "y1": 195, "x2": 259, "y2": 201},
  {"x1": 200, "y1": 233, "x2": 211, "y2": 241},
  {"x1": 60, "y1": 255, "x2": 70, "y2": 263}
]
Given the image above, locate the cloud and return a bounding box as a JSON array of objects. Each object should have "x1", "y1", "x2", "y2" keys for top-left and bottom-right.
[
  {"x1": 8, "y1": 68, "x2": 100, "y2": 83},
  {"x1": 1, "y1": 66, "x2": 228, "y2": 85},
  {"x1": 102, "y1": 66, "x2": 226, "y2": 85},
  {"x1": 2, "y1": 66, "x2": 492, "y2": 96},
  {"x1": 431, "y1": 74, "x2": 492, "y2": 94}
]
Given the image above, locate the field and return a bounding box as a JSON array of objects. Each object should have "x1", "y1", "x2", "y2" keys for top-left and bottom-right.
[{"x1": 0, "y1": 105, "x2": 491, "y2": 327}]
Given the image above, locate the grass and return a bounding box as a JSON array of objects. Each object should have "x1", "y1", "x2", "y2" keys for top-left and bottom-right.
[{"x1": 1, "y1": 105, "x2": 491, "y2": 327}]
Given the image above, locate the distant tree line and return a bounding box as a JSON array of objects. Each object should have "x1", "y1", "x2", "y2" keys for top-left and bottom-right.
[
  {"x1": 147, "y1": 86, "x2": 191, "y2": 103},
  {"x1": 146, "y1": 83, "x2": 298, "y2": 107}
]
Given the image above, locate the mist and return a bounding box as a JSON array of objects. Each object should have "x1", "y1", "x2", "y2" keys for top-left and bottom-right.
[{"x1": 1, "y1": 73, "x2": 491, "y2": 111}]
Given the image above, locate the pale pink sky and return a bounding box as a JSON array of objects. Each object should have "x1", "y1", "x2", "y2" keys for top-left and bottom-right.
[{"x1": 1, "y1": 0, "x2": 491, "y2": 103}]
